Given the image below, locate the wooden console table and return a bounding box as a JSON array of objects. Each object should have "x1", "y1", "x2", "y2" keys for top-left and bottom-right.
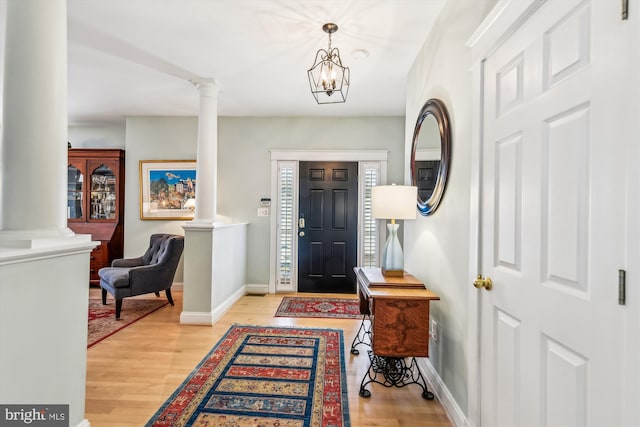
[{"x1": 351, "y1": 267, "x2": 440, "y2": 399}]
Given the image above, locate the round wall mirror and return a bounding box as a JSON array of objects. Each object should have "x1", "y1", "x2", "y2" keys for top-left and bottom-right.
[{"x1": 410, "y1": 98, "x2": 451, "y2": 216}]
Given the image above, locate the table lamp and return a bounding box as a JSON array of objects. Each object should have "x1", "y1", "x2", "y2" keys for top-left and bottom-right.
[
  {"x1": 184, "y1": 198, "x2": 196, "y2": 211},
  {"x1": 371, "y1": 184, "x2": 417, "y2": 277}
]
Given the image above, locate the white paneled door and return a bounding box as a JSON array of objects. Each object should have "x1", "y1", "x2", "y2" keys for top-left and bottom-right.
[{"x1": 476, "y1": 1, "x2": 637, "y2": 426}]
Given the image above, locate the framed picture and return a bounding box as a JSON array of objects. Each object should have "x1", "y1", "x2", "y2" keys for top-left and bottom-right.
[{"x1": 139, "y1": 160, "x2": 196, "y2": 220}]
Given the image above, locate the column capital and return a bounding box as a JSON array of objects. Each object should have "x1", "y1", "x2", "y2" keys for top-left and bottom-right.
[{"x1": 190, "y1": 78, "x2": 223, "y2": 95}]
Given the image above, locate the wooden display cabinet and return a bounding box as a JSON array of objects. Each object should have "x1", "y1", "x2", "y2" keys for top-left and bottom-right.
[{"x1": 67, "y1": 148, "x2": 125, "y2": 285}]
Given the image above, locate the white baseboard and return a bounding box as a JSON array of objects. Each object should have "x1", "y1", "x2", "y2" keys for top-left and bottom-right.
[
  {"x1": 211, "y1": 285, "x2": 246, "y2": 323},
  {"x1": 171, "y1": 281, "x2": 184, "y2": 292},
  {"x1": 246, "y1": 283, "x2": 268, "y2": 294},
  {"x1": 417, "y1": 358, "x2": 469, "y2": 427},
  {"x1": 180, "y1": 285, "x2": 246, "y2": 325},
  {"x1": 179, "y1": 311, "x2": 213, "y2": 325},
  {"x1": 76, "y1": 419, "x2": 90, "y2": 427}
]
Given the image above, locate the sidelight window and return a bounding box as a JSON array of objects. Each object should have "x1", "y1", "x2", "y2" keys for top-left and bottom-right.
[
  {"x1": 276, "y1": 162, "x2": 296, "y2": 289},
  {"x1": 360, "y1": 163, "x2": 380, "y2": 267}
]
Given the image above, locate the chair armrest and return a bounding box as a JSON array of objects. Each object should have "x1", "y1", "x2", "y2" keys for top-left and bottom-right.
[{"x1": 112, "y1": 256, "x2": 144, "y2": 267}]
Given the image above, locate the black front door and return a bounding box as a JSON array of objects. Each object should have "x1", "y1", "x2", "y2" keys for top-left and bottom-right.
[
  {"x1": 298, "y1": 161, "x2": 358, "y2": 293},
  {"x1": 415, "y1": 160, "x2": 440, "y2": 201}
]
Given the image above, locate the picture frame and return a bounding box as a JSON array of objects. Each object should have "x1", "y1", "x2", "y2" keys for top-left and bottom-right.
[{"x1": 139, "y1": 160, "x2": 196, "y2": 220}]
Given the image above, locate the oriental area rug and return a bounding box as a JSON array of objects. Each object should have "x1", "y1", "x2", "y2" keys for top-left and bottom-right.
[
  {"x1": 146, "y1": 324, "x2": 351, "y2": 427},
  {"x1": 87, "y1": 298, "x2": 169, "y2": 348},
  {"x1": 275, "y1": 296, "x2": 361, "y2": 319}
]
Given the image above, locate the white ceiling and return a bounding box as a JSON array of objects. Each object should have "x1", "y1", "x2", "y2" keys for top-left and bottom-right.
[{"x1": 2, "y1": 0, "x2": 447, "y2": 124}]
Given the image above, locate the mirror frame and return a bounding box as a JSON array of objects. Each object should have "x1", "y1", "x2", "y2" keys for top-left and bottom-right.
[{"x1": 410, "y1": 98, "x2": 451, "y2": 216}]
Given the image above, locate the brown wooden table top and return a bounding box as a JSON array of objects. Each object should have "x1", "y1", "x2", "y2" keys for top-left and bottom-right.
[{"x1": 355, "y1": 267, "x2": 440, "y2": 300}]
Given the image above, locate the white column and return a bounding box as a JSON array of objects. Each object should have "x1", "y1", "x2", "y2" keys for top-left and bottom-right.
[
  {"x1": 181, "y1": 78, "x2": 222, "y2": 324},
  {"x1": 0, "y1": 3, "x2": 94, "y2": 426},
  {"x1": 0, "y1": 0, "x2": 74, "y2": 244},
  {"x1": 192, "y1": 80, "x2": 221, "y2": 224}
]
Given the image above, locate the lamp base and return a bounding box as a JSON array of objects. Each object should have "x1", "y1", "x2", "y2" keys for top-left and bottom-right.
[
  {"x1": 382, "y1": 267, "x2": 404, "y2": 277},
  {"x1": 381, "y1": 223, "x2": 405, "y2": 278}
]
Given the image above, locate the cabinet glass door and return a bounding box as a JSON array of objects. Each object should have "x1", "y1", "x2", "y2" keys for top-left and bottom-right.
[
  {"x1": 67, "y1": 165, "x2": 84, "y2": 219},
  {"x1": 90, "y1": 165, "x2": 117, "y2": 220}
]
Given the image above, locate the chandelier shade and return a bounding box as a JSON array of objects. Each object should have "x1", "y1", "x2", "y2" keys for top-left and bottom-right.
[{"x1": 307, "y1": 23, "x2": 350, "y2": 104}]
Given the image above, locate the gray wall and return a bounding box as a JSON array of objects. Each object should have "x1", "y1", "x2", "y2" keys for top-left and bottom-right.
[
  {"x1": 218, "y1": 117, "x2": 405, "y2": 284},
  {"x1": 403, "y1": 0, "x2": 497, "y2": 415},
  {"x1": 71, "y1": 116, "x2": 405, "y2": 285},
  {"x1": 68, "y1": 123, "x2": 125, "y2": 149},
  {"x1": 124, "y1": 117, "x2": 199, "y2": 281}
]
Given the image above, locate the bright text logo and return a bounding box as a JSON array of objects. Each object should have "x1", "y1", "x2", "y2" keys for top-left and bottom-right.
[{"x1": 0, "y1": 405, "x2": 68, "y2": 426}]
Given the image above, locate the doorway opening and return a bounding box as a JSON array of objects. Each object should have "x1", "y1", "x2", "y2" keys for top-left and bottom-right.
[
  {"x1": 297, "y1": 161, "x2": 358, "y2": 293},
  {"x1": 269, "y1": 150, "x2": 388, "y2": 293}
]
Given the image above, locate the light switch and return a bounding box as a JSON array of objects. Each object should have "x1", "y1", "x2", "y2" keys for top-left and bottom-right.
[{"x1": 257, "y1": 207, "x2": 269, "y2": 217}]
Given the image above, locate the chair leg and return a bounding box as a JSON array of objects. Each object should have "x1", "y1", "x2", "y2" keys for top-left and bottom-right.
[
  {"x1": 115, "y1": 299, "x2": 123, "y2": 320},
  {"x1": 101, "y1": 288, "x2": 108, "y2": 305},
  {"x1": 154, "y1": 291, "x2": 160, "y2": 297},
  {"x1": 166, "y1": 288, "x2": 175, "y2": 306}
]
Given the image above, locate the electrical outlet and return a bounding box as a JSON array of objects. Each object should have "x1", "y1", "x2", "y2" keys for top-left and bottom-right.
[{"x1": 430, "y1": 319, "x2": 438, "y2": 342}]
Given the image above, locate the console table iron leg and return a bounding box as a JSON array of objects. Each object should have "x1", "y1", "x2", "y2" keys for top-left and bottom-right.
[
  {"x1": 359, "y1": 351, "x2": 434, "y2": 400},
  {"x1": 350, "y1": 314, "x2": 371, "y2": 355}
]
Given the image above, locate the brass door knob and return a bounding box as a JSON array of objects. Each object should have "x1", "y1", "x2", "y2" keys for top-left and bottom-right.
[{"x1": 473, "y1": 274, "x2": 492, "y2": 290}]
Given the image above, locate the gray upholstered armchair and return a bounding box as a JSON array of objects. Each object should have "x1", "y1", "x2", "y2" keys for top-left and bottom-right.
[{"x1": 98, "y1": 234, "x2": 184, "y2": 320}]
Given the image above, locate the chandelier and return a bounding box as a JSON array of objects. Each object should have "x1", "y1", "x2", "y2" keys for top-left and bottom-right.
[{"x1": 307, "y1": 23, "x2": 350, "y2": 104}]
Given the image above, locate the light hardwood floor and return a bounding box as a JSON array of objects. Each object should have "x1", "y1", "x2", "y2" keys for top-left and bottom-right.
[{"x1": 85, "y1": 289, "x2": 453, "y2": 427}]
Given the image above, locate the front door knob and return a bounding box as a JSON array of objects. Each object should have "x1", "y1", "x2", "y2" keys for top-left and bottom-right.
[{"x1": 473, "y1": 274, "x2": 492, "y2": 290}]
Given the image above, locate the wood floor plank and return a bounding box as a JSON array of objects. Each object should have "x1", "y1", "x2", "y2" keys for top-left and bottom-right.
[{"x1": 85, "y1": 290, "x2": 453, "y2": 427}]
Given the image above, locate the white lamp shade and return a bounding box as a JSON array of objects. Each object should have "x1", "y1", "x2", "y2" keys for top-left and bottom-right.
[
  {"x1": 184, "y1": 198, "x2": 196, "y2": 209},
  {"x1": 371, "y1": 185, "x2": 417, "y2": 220}
]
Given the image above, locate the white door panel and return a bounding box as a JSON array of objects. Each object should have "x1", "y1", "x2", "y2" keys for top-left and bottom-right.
[{"x1": 477, "y1": 0, "x2": 633, "y2": 426}]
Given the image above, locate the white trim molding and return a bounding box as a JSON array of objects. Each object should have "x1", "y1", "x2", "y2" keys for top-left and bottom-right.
[
  {"x1": 270, "y1": 149, "x2": 389, "y2": 162},
  {"x1": 179, "y1": 311, "x2": 214, "y2": 325},
  {"x1": 246, "y1": 283, "x2": 269, "y2": 295},
  {"x1": 417, "y1": 358, "x2": 469, "y2": 427},
  {"x1": 0, "y1": 234, "x2": 97, "y2": 266},
  {"x1": 180, "y1": 285, "x2": 246, "y2": 325},
  {"x1": 211, "y1": 285, "x2": 246, "y2": 324}
]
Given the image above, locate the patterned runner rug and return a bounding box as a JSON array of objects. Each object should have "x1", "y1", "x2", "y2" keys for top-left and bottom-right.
[
  {"x1": 275, "y1": 296, "x2": 361, "y2": 319},
  {"x1": 146, "y1": 324, "x2": 350, "y2": 427},
  {"x1": 88, "y1": 298, "x2": 168, "y2": 348}
]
